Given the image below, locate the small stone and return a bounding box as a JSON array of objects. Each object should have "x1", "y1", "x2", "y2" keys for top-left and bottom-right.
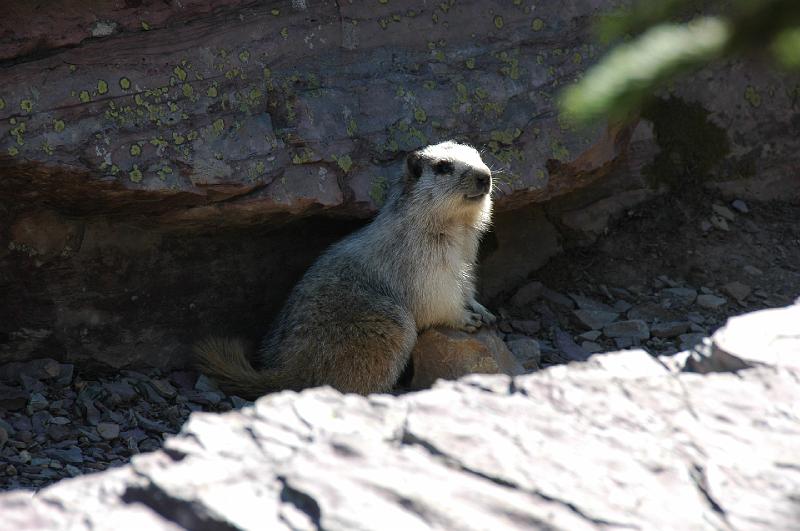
[
  {"x1": 579, "y1": 330, "x2": 602, "y2": 341},
  {"x1": 506, "y1": 338, "x2": 541, "y2": 370},
  {"x1": 50, "y1": 416, "x2": 70, "y2": 425},
  {"x1": 689, "y1": 322, "x2": 706, "y2": 333},
  {"x1": 169, "y1": 370, "x2": 197, "y2": 390},
  {"x1": 194, "y1": 374, "x2": 220, "y2": 393},
  {"x1": 28, "y1": 392, "x2": 48, "y2": 412},
  {"x1": 722, "y1": 281, "x2": 751, "y2": 301},
  {"x1": 650, "y1": 321, "x2": 690, "y2": 339},
  {"x1": 0, "y1": 384, "x2": 27, "y2": 411},
  {"x1": 697, "y1": 294, "x2": 727, "y2": 309},
  {"x1": 612, "y1": 300, "x2": 632, "y2": 313},
  {"x1": 661, "y1": 288, "x2": 697, "y2": 306},
  {"x1": 78, "y1": 427, "x2": 102, "y2": 443},
  {"x1": 569, "y1": 294, "x2": 615, "y2": 312},
  {"x1": 150, "y1": 378, "x2": 177, "y2": 399},
  {"x1": 46, "y1": 446, "x2": 83, "y2": 464},
  {"x1": 187, "y1": 390, "x2": 222, "y2": 405},
  {"x1": 121, "y1": 369, "x2": 149, "y2": 382},
  {"x1": 603, "y1": 320, "x2": 650, "y2": 340},
  {"x1": 608, "y1": 287, "x2": 631, "y2": 299},
  {"x1": 599, "y1": 284, "x2": 613, "y2": 300},
  {"x1": 741, "y1": 219, "x2": 759, "y2": 233},
  {"x1": 24, "y1": 359, "x2": 62, "y2": 382},
  {"x1": 20, "y1": 374, "x2": 44, "y2": 392},
  {"x1": 509, "y1": 281, "x2": 543, "y2": 308},
  {"x1": 554, "y1": 328, "x2": 590, "y2": 362},
  {"x1": 573, "y1": 309, "x2": 619, "y2": 330},
  {"x1": 700, "y1": 219, "x2": 712, "y2": 232},
  {"x1": 614, "y1": 338, "x2": 633, "y2": 349},
  {"x1": 78, "y1": 397, "x2": 101, "y2": 426},
  {"x1": 56, "y1": 364, "x2": 74, "y2": 386},
  {"x1": 40, "y1": 468, "x2": 60, "y2": 479},
  {"x1": 0, "y1": 418, "x2": 15, "y2": 437},
  {"x1": 139, "y1": 438, "x2": 161, "y2": 452},
  {"x1": 710, "y1": 215, "x2": 729, "y2": 231},
  {"x1": 541, "y1": 288, "x2": 575, "y2": 309},
  {"x1": 97, "y1": 422, "x2": 120, "y2": 440},
  {"x1": 509, "y1": 319, "x2": 541, "y2": 336},
  {"x1": 136, "y1": 382, "x2": 167, "y2": 404},
  {"x1": 743, "y1": 265, "x2": 763, "y2": 276},
  {"x1": 229, "y1": 396, "x2": 252, "y2": 409},
  {"x1": 687, "y1": 313, "x2": 706, "y2": 324},
  {"x1": 0, "y1": 427, "x2": 7, "y2": 448},
  {"x1": 498, "y1": 321, "x2": 513, "y2": 333},
  {"x1": 65, "y1": 464, "x2": 82, "y2": 477},
  {"x1": 679, "y1": 333, "x2": 706, "y2": 350},
  {"x1": 5, "y1": 464, "x2": 16, "y2": 476},
  {"x1": 47, "y1": 424, "x2": 71, "y2": 442},
  {"x1": 699, "y1": 286, "x2": 714, "y2": 295},
  {"x1": 120, "y1": 428, "x2": 147, "y2": 443},
  {"x1": 581, "y1": 341, "x2": 603, "y2": 354},
  {"x1": 134, "y1": 412, "x2": 171, "y2": 434},
  {"x1": 731, "y1": 199, "x2": 749, "y2": 213},
  {"x1": 21, "y1": 359, "x2": 62, "y2": 381},
  {"x1": 103, "y1": 381, "x2": 138, "y2": 403},
  {"x1": 712, "y1": 204, "x2": 736, "y2": 221},
  {"x1": 31, "y1": 410, "x2": 51, "y2": 434},
  {"x1": 658, "y1": 275, "x2": 678, "y2": 288}
]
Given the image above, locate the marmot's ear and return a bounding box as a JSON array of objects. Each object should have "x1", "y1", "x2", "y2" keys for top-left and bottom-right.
[{"x1": 406, "y1": 150, "x2": 424, "y2": 180}]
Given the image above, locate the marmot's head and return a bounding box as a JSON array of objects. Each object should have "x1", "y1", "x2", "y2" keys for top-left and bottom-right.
[{"x1": 400, "y1": 141, "x2": 492, "y2": 226}]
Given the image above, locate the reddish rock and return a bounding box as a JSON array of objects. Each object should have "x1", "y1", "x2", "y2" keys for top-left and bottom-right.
[{"x1": 409, "y1": 328, "x2": 524, "y2": 390}]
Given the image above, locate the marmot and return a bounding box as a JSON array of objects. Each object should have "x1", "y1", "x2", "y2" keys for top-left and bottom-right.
[{"x1": 196, "y1": 140, "x2": 495, "y2": 398}]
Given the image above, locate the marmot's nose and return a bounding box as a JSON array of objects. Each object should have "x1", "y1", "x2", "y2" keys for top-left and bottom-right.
[{"x1": 475, "y1": 172, "x2": 491, "y2": 192}]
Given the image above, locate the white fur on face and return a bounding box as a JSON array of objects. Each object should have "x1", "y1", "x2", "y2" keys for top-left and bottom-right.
[
  {"x1": 417, "y1": 140, "x2": 489, "y2": 173},
  {"x1": 407, "y1": 141, "x2": 492, "y2": 230}
]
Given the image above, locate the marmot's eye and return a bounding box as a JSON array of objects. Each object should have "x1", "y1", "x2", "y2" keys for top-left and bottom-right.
[{"x1": 433, "y1": 160, "x2": 454, "y2": 174}]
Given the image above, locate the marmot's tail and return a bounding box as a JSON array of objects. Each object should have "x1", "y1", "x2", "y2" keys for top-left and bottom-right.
[{"x1": 194, "y1": 337, "x2": 296, "y2": 400}]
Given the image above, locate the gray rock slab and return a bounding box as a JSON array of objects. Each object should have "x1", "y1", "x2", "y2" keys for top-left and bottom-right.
[
  {"x1": 661, "y1": 288, "x2": 698, "y2": 306},
  {"x1": 603, "y1": 320, "x2": 650, "y2": 340},
  {"x1": 650, "y1": 321, "x2": 691, "y2": 339},
  {"x1": 696, "y1": 294, "x2": 728, "y2": 309},
  {"x1": 573, "y1": 309, "x2": 619, "y2": 330},
  {"x1": 569, "y1": 294, "x2": 615, "y2": 312},
  {"x1": 695, "y1": 304, "x2": 800, "y2": 372}
]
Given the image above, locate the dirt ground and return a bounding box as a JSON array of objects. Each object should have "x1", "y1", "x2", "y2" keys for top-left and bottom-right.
[{"x1": 499, "y1": 192, "x2": 800, "y2": 367}]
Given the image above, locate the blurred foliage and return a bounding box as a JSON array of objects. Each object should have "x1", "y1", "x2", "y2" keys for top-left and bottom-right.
[{"x1": 561, "y1": 0, "x2": 800, "y2": 123}]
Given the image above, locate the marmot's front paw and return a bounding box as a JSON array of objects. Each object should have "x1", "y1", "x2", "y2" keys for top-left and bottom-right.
[
  {"x1": 469, "y1": 299, "x2": 497, "y2": 325},
  {"x1": 460, "y1": 311, "x2": 483, "y2": 333}
]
